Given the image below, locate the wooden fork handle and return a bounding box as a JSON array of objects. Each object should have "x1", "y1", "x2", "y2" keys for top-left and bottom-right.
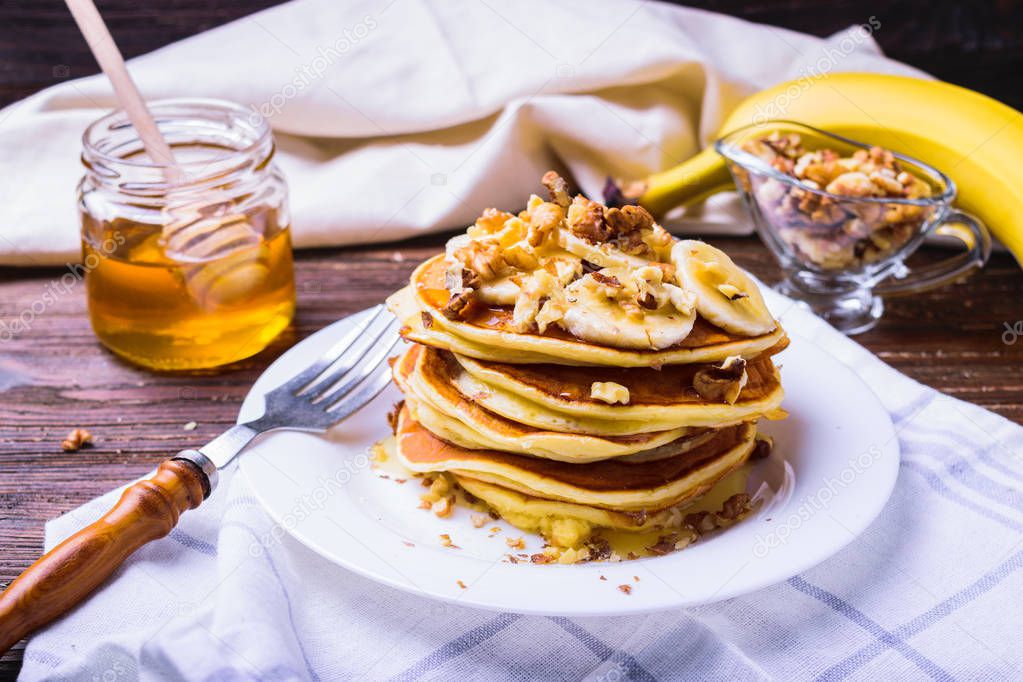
[{"x1": 0, "y1": 456, "x2": 211, "y2": 654}]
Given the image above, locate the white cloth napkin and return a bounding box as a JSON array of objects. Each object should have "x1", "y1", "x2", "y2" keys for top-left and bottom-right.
[
  {"x1": 0, "y1": 0, "x2": 924, "y2": 266},
  {"x1": 20, "y1": 288, "x2": 1023, "y2": 681}
]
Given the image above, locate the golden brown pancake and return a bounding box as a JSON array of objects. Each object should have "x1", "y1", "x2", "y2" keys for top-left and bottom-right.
[
  {"x1": 413, "y1": 345, "x2": 784, "y2": 434},
  {"x1": 392, "y1": 344, "x2": 703, "y2": 460},
  {"x1": 396, "y1": 255, "x2": 789, "y2": 367},
  {"x1": 454, "y1": 346, "x2": 783, "y2": 417},
  {"x1": 394, "y1": 405, "x2": 756, "y2": 511}
]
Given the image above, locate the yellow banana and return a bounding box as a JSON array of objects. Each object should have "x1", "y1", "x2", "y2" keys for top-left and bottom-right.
[{"x1": 637, "y1": 73, "x2": 1023, "y2": 266}]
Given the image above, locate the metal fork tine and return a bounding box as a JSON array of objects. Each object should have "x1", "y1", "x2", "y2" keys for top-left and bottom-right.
[
  {"x1": 310, "y1": 319, "x2": 404, "y2": 405},
  {"x1": 281, "y1": 305, "x2": 390, "y2": 396},
  {"x1": 323, "y1": 355, "x2": 399, "y2": 423}
]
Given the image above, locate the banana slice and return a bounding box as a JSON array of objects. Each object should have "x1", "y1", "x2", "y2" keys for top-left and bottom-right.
[
  {"x1": 476, "y1": 274, "x2": 519, "y2": 305},
  {"x1": 559, "y1": 267, "x2": 696, "y2": 350},
  {"x1": 672, "y1": 240, "x2": 776, "y2": 336},
  {"x1": 557, "y1": 230, "x2": 648, "y2": 270}
]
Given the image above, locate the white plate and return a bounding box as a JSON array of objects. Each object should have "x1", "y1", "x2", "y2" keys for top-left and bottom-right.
[{"x1": 239, "y1": 311, "x2": 899, "y2": 617}]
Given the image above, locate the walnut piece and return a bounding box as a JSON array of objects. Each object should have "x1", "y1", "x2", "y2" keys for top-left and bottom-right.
[
  {"x1": 440, "y1": 288, "x2": 477, "y2": 321},
  {"x1": 61, "y1": 428, "x2": 93, "y2": 452},
  {"x1": 604, "y1": 204, "x2": 654, "y2": 235},
  {"x1": 445, "y1": 263, "x2": 481, "y2": 291},
  {"x1": 751, "y1": 436, "x2": 773, "y2": 460},
  {"x1": 567, "y1": 195, "x2": 610, "y2": 242},
  {"x1": 527, "y1": 201, "x2": 565, "y2": 247},
  {"x1": 452, "y1": 239, "x2": 504, "y2": 280},
  {"x1": 590, "y1": 381, "x2": 630, "y2": 405},
  {"x1": 541, "y1": 170, "x2": 571, "y2": 208},
  {"x1": 692, "y1": 356, "x2": 748, "y2": 404},
  {"x1": 719, "y1": 493, "x2": 752, "y2": 521},
  {"x1": 505, "y1": 536, "x2": 526, "y2": 550},
  {"x1": 431, "y1": 496, "x2": 453, "y2": 518}
]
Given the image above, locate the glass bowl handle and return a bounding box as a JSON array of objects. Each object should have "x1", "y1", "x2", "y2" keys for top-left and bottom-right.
[{"x1": 875, "y1": 210, "x2": 991, "y2": 297}]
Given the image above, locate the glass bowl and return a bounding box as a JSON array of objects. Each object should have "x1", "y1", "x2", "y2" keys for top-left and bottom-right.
[{"x1": 715, "y1": 121, "x2": 990, "y2": 334}]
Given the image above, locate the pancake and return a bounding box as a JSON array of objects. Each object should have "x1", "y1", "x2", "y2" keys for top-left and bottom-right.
[
  {"x1": 395, "y1": 255, "x2": 788, "y2": 367},
  {"x1": 394, "y1": 405, "x2": 756, "y2": 512},
  {"x1": 393, "y1": 345, "x2": 701, "y2": 461},
  {"x1": 410, "y1": 344, "x2": 690, "y2": 435},
  {"x1": 411, "y1": 345, "x2": 783, "y2": 435},
  {"x1": 453, "y1": 475, "x2": 692, "y2": 548},
  {"x1": 454, "y1": 350, "x2": 785, "y2": 421}
]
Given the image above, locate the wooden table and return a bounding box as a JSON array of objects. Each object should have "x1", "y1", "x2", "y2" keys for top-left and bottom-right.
[{"x1": 1, "y1": 234, "x2": 1021, "y2": 674}]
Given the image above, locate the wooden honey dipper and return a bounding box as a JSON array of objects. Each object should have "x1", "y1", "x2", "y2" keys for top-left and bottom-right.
[{"x1": 67, "y1": 0, "x2": 266, "y2": 306}]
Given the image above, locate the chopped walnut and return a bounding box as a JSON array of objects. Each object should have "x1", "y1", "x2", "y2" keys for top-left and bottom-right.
[
  {"x1": 473, "y1": 207, "x2": 516, "y2": 235},
  {"x1": 567, "y1": 195, "x2": 610, "y2": 242},
  {"x1": 511, "y1": 269, "x2": 567, "y2": 334},
  {"x1": 590, "y1": 271, "x2": 621, "y2": 288},
  {"x1": 719, "y1": 493, "x2": 752, "y2": 520},
  {"x1": 431, "y1": 496, "x2": 453, "y2": 518},
  {"x1": 527, "y1": 201, "x2": 565, "y2": 246},
  {"x1": 590, "y1": 381, "x2": 630, "y2": 405},
  {"x1": 456, "y1": 579, "x2": 467, "y2": 589},
  {"x1": 825, "y1": 172, "x2": 876, "y2": 198},
  {"x1": 440, "y1": 288, "x2": 477, "y2": 321},
  {"x1": 471, "y1": 514, "x2": 488, "y2": 528},
  {"x1": 452, "y1": 239, "x2": 504, "y2": 280},
  {"x1": 693, "y1": 356, "x2": 748, "y2": 404},
  {"x1": 505, "y1": 536, "x2": 526, "y2": 550},
  {"x1": 439, "y1": 534, "x2": 459, "y2": 548},
  {"x1": 604, "y1": 204, "x2": 654, "y2": 235},
  {"x1": 684, "y1": 511, "x2": 719, "y2": 534},
  {"x1": 445, "y1": 263, "x2": 481, "y2": 291},
  {"x1": 501, "y1": 241, "x2": 540, "y2": 271},
  {"x1": 617, "y1": 584, "x2": 633, "y2": 595},
  {"x1": 61, "y1": 428, "x2": 93, "y2": 452},
  {"x1": 751, "y1": 436, "x2": 773, "y2": 460},
  {"x1": 645, "y1": 535, "x2": 678, "y2": 556},
  {"x1": 541, "y1": 171, "x2": 571, "y2": 208},
  {"x1": 420, "y1": 311, "x2": 434, "y2": 329}
]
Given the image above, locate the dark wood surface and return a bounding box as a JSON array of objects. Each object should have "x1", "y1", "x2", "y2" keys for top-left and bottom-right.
[{"x1": 2, "y1": 0, "x2": 1023, "y2": 677}]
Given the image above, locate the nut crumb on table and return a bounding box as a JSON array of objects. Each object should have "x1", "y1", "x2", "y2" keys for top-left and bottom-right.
[{"x1": 60, "y1": 428, "x2": 93, "y2": 452}]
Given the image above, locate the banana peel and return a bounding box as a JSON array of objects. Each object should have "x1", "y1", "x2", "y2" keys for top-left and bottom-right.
[{"x1": 632, "y1": 72, "x2": 1023, "y2": 266}]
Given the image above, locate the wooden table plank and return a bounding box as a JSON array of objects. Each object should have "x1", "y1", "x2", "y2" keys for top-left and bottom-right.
[{"x1": 0, "y1": 236, "x2": 1021, "y2": 675}]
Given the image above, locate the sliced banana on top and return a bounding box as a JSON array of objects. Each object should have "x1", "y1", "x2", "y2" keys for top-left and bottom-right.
[
  {"x1": 672, "y1": 240, "x2": 776, "y2": 336},
  {"x1": 559, "y1": 267, "x2": 696, "y2": 350},
  {"x1": 557, "y1": 230, "x2": 649, "y2": 270}
]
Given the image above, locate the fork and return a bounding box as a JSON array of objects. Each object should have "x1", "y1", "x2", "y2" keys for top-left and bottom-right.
[{"x1": 0, "y1": 305, "x2": 404, "y2": 653}]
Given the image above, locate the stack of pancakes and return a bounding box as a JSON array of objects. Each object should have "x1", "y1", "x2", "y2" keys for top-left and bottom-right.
[{"x1": 383, "y1": 174, "x2": 787, "y2": 555}]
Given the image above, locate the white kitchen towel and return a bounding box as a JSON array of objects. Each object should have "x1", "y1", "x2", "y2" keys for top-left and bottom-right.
[
  {"x1": 19, "y1": 287, "x2": 1023, "y2": 681},
  {"x1": 0, "y1": 0, "x2": 924, "y2": 266}
]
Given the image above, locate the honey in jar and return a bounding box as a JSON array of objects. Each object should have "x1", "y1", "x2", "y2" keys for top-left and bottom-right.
[{"x1": 78, "y1": 100, "x2": 295, "y2": 370}]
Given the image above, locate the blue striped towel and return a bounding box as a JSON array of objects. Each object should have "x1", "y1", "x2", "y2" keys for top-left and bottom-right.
[{"x1": 20, "y1": 290, "x2": 1023, "y2": 681}]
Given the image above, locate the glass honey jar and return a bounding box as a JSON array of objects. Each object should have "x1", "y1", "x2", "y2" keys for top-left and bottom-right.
[{"x1": 78, "y1": 99, "x2": 295, "y2": 370}]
